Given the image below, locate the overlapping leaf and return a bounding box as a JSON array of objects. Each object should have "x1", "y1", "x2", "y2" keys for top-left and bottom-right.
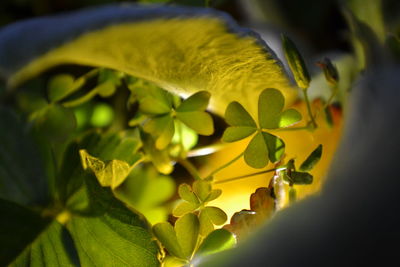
[
  {"x1": 222, "y1": 88, "x2": 301, "y2": 168},
  {"x1": 139, "y1": 89, "x2": 214, "y2": 149}
]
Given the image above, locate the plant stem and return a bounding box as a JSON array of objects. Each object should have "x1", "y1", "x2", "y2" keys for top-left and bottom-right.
[
  {"x1": 323, "y1": 84, "x2": 339, "y2": 109},
  {"x1": 302, "y1": 89, "x2": 317, "y2": 129},
  {"x1": 205, "y1": 0, "x2": 211, "y2": 7},
  {"x1": 205, "y1": 152, "x2": 244, "y2": 180},
  {"x1": 62, "y1": 88, "x2": 98, "y2": 107},
  {"x1": 214, "y1": 168, "x2": 277, "y2": 184},
  {"x1": 177, "y1": 158, "x2": 201, "y2": 180}
]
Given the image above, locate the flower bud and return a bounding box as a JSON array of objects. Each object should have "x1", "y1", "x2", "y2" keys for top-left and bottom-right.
[
  {"x1": 316, "y1": 57, "x2": 339, "y2": 86},
  {"x1": 281, "y1": 34, "x2": 311, "y2": 90}
]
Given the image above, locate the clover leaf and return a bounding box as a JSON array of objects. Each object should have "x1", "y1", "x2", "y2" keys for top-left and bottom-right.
[
  {"x1": 173, "y1": 180, "x2": 226, "y2": 237},
  {"x1": 138, "y1": 89, "x2": 214, "y2": 149},
  {"x1": 222, "y1": 88, "x2": 302, "y2": 169}
]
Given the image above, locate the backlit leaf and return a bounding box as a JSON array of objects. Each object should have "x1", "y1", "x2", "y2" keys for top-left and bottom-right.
[
  {"x1": 258, "y1": 88, "x2": 284, "y2": 129},
  {"x1": 178, "y1": 184, "x2": 199, "y2": 204},
  {"x1": 176, "y1": 111, "x2": 214, "y2": 136},
  {"x1": 205, "y1": 189, "x2": 222, "y2": 202},
  {"x1": 139, "y1": 97, "x2": 172, "y2": 115},
  {"x1": 196, "y1": 229, "x2": 236, "y2": 257},
  {"x1": 221, "y1": 126, "x2": 256, "y2": 142},
  {"x1": 177, "y1": 91, "x2": 210, "y2": 112},
  {"x1": 0, "y1": 5, "x2": 296, "y2": 116},
  {"x1": 153, "y1": 223, "x2": 185, "y2": 259},
  {"x1": 262, "y1": 132, "x2": 285, "y2": 163},
  {"x1": 173, "y1": 201, "x2": 199, "y2": 217},
  {"x1": 281, "y1": 34, "x2": 311, "y2": 89},
  {"x1": 193, "y1": 180, "x2": 211, "y2": 202},
  {"x1": 225, "y1": 101, "x2": 257, "y2": 127},
  {"x1": 155, "y1": 116, "x2": 175, "y2": 149},
  {"x1": 279, "y1": 108, "x2": 302, "y2": 128},
  {"x1": 299, "y1": 144, "x2": 323, "y2": 172},
  {"x1": 79, "y1": 149, "x2": 135, "y2": 189},
  {"x1": 244, "y1": 132, "x2": 269, "y2": 169},
  {"x1": 175, "y1": 213, "x2": 199, "y2": 259}
]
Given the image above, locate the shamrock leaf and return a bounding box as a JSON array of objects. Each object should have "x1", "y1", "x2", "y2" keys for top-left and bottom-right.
[
  {"x1": 258, "y1": 88, "x2": 302, "y2": 129},
  {"x1": 222, "y1": 102, "x2": 257, "y2": 142},
  {"x1": 195, "y1": 229, "x2": 236, "y2": 258},
  {"x1": 223, "y1": 88, "x2": 298, "y2": 168},
  {"x1": 153, "y1": 213, "x2": 199, "y2": 261},
  {"x1": 140, "y1": 89, "x2": 213, "y2": 149}
]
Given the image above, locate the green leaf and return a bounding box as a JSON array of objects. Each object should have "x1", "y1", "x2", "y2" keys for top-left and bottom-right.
[
  {"x1": 244, "y1": 132, "x2": 269, "y2": 169},
  {"x1": 95, "y1": 81, "x2": 116, "y2": 98},
  {"x1": 299, "y1": 144, "x2": 323, "y2": 172},
  {"x1": 153, "y1": 223, "x2": 184, "y2": 259},
  {"x1": 199, "y1": 210, "x2": 214, "y2": 237},
  {"x1": 258, "y1": 88, "x2": 284, "y2": 129},
  {"x1": 97, "y1": 68, "x2": 121, "y2": 91},
  {"x1": 10, "y1": 221, "x2": 79, "y2": 267},
  {"x1": 175, "y1": 213, "x2": 200, "y2": 259},
  {"x1": 142, "y1": 133, "x2": 173, "y2": 175},
  {"x1": 199, "y1": 207, "x2": 227, "y2": 236},
  {"x1": 156, "y1": 116, "x2": 175, "y2": 150},
  {"x1": 281, "y1": 34, "x2": 311, "y2": 89},
  {"x1": 80, "y1": 149, "x2": 136, "y2": 189},
  {"x1": 0, "y1": 107, "x2": 49, "y2": 206},
  {"x1": 290, "y1": 171, "x2": 313, "y2": 185},
  {"x1": 32, "y1": 104, "x2": 77, "y2": 142},
  {"x1": 196, "y1": 229, "x2": 236, "y2": 257},
  {"x1": 225, "y1": 101, "x2": 257, "y2": 127},
  {"x1": 67, "y1": 173, "x2": 160, "y2": 266},
  {"x1": 115, "y1": 166, "x2": 176, "y2": 224},
  {"x1": 222, "y1": 126, "x2": 256, "y2": 142},
  {"x1": 205, "y1": 189, "x2": 222, "y2": 202},
  {"x1": 177, "y1": 91, "x2": 211, "y2": 112},
  {"x1": 0, "y1": 6, "x2": 296, "y2": 117},
  {"x1": 279, "y1": 108, "x2": 302, "y2": 128},
  {"x1": 176, "y1": 111, "x2": 214, "y2": 136},
  {"x1": 173, "y1": 201, "x2": 199, "y2": 217},
  {"x1": 140, "y1": 97, "x2": 172, "y2": 115},
  {"x1": 0, "y1": 199, "x2": 50, "y2": 265},
  {"x1": 143, "y1": 114, "x2": 175, "y2": 149},
  {"x1": 47, "y1": 74, "x2": 76, "y2": 102},
  {"x1": 203, "y1": 206, "x2": 227, "y2": 225},
  {"x1": 178, "y1": 184, "x2": 199, "y2": 204},
  {"x1": 262, "y1": 132, "x2": 285, "y2": 163},
  {"x1": 171, "y1": 120, "x2": 199, "y2": 152},
  {"x1": 193, "y1": 180, "x2": 212, "y2": 202}
]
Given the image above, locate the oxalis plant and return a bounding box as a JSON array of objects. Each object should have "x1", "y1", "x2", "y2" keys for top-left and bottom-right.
[{"x1": 1, "y1": 0, "x2": 397, "y2": 266}]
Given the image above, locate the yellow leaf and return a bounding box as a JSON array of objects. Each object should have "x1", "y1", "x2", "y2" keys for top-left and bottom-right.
[
  {"x1": 0, "y1": 5, "x2": 297, "y2": 117},
  {"x1": 79, "y1": 149, "x2": 132, "y2": 189}
]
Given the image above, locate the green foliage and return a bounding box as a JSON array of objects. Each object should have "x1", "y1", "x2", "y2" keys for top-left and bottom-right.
[
  {"x1": 281, "y1": 34, "x2": 310, "y2": 89},
  {"x1": 222, "y1": 88, "x2": 301, "y2": 168},
  {"x1": 135, "y1": 86, "x2": 214, "y2": 150},
  {"x1": 0, "y1": 108, "x2": 49, "y2": 206},
  {"x1": 299, "y1": 144, "x2": 323, "y2": 172}
]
